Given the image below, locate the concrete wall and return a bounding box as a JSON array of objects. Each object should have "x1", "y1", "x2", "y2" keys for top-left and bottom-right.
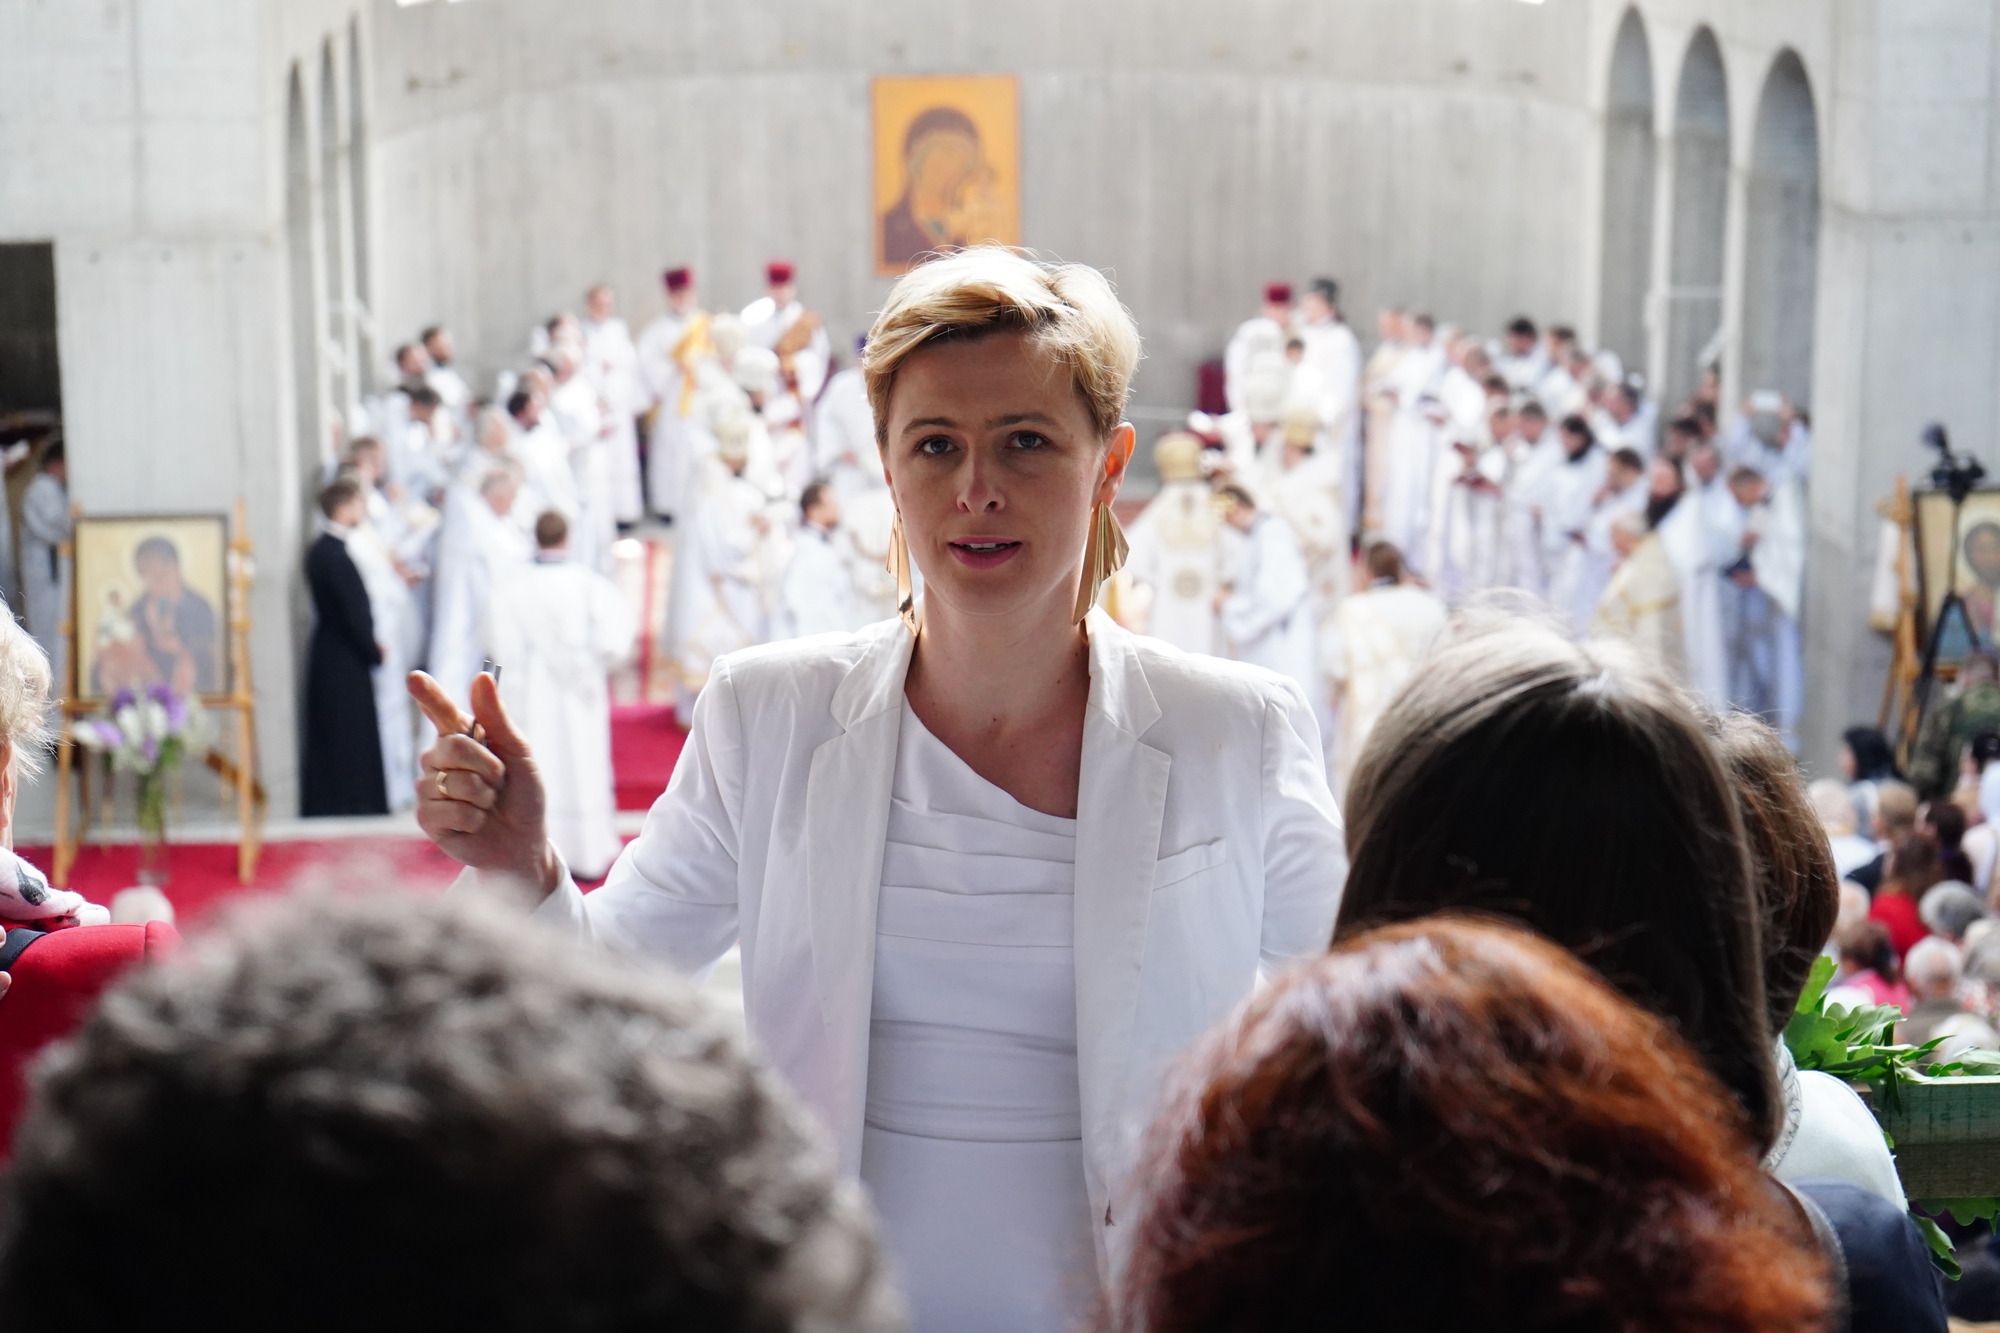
[
  {"x1": 0, "y1": 0, "x2": 370, "y2": 818},
  {"x1": 367, "y1": 0, "x2": 1597, "y2": 437}
]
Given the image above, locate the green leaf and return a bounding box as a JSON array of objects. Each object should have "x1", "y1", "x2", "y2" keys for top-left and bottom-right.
[
  {"x1": 1913, "y1": 1215, "x2": 1963, "y2": 1281},
  {"x1": 1924, "y1": 1197, "x2": 2000, "y2": 1228},
  {"x1": 1796, "y1": 955, "x2": 1836, "y2": 1016}
]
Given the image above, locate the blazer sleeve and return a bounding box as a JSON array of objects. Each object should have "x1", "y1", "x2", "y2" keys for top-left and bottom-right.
[
  {"x1": 1258, "y1": 677, "x2": 1347, "y2": 968},
  {"x1": 518, "y1": 653, "x2": 744, "y2": 974}
]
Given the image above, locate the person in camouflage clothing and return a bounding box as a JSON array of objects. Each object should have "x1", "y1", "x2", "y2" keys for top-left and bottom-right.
[{"x1": 1909, "y1": 651, "x2": 2000, "y2": 798}]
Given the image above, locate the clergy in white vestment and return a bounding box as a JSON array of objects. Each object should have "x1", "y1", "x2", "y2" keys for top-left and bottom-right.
[
  {"x1": 1422, "y1": 426, "x2": 1505, "y2": 604},
  {"x1": 1218, "y1": 484, "x2": 1317, "y2": 704},
  {"x1": 1325, "y1": 540, "x2": 1447, "y2": 793},
  {"x1": 1541, "y1": 417, "x2": 1613, "y2": 632},
  {"x1": 814, "y1": 339, "x2": 885, "y2": 506},
  {"x1": 1725, "y1": 391, "x2": 1813, "y2": 488},
  {"x1": 1590, "y1": 510, "x2": 1690, "y2": 683},
  {"x1": 669, "y1": 411, "x2": 786, "y2": 709},
  {"x1": 1497, "y1": 402, "x2": 1563, "y2": 595},
  {"x1": 1724, "y1": 465, "x2": 1808, "y2": 751},
  {"x1": 741, "y1": 260, "x2": 830, "y2": 404},
  {"x1": 391, "y1": 387, "x2": 453, "y2": 502},
  {"x1": 344, "y1": 491, "x2": 422, "y2": 811},
  {"x1": 1297, "y1": 278, "x2": 1363, "y2": 529},
  {"x1": 1380, "y1": 390, "x2": 1447, "y2": 579},
  {"x1": 20, "y1": 448, "x2": 70, "y2": 688},
  {"x1": 507, "y1": 387, "x2": 584, "y2": 554},
  {"x1": 1360, "y1": 309, "x2": 1409, "y2": 538},
  {"x1": 1217, "y1": 348, "x2": 1288, "y2": 482},
  {"x1": 430, "y1": 466, "x2": 532, "y2": 715},
  {"x1": 547, "y1": 346, "x2": 614, "y2": 575},
  {"x1": 1223, "y1": 283, "x2": 1294, "y2": 415},
  {"x1": 1493, "y1": 316, "x2": 1550, "y2": 396},
  {"x1": 633, "y1": 266, "x2": 707, "y2": 519},
  {"x1": 582, "y1": 284, "x2": 647, "y2": 525},
  {"x1": 1261, "y1": 409, "x2": 1349, "y2": 635},
  {"x1": 773, "y1": 481, "x2": 872, "y2": 641},
  {"x1": 735, "y1": 346, "x2": 812, "y2": 498},
  {"x1": 420, "y1": 327, "x2": 472, "y2": 414},
  {"x1": 1595, "y1": 381, "x2": 1657, "y2": 460},
  {"x1": 486, "y1": 509, "x2": 637, "y2": 881},
  {"x1": 1122, "y1": 433, "x2": 1223, "y2": 655},
  {"x1": 1565, "y1": 446, "x2": 1648, "y2": 632},
  {"x1": 1651, "y1": 439, "x2": 1732, "y2": 709}
]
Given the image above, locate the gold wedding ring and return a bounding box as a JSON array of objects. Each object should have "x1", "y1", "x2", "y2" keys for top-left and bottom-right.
[{"x1": 435, "y1": 769, "x2": 449, "y2": 800}]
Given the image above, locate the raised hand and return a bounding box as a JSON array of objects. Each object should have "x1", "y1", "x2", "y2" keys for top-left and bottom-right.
[{"x1": 407, "y1": 670, "x2": 562, "y2": 896}]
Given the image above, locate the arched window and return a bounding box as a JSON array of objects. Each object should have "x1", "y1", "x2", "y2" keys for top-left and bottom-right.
[
  {"x1": 1741, "y1": 50, "x2": 1820, "y2": 411},
  {"x1": 1598, "y1": 8, "x2": 1655, "y2": 377},
  {"x1": 1662, "y1": 26, "x2": 1729, "y2": 412}
]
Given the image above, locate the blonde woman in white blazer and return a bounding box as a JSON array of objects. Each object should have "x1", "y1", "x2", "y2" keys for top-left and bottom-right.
[{"x1": 410, "y1": 247, "x2": 1347, "y2": 1333}]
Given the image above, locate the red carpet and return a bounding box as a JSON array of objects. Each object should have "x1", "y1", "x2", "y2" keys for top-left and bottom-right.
[
  {"x1": 612, "y1": 702, "x2": 687, "y2": 811},
  {"x1": 16, "y1": 838, "x2": 466, "y2": 927},
  {"x1": 20, "y1": 706, "x2": 686, "y2": 921}
]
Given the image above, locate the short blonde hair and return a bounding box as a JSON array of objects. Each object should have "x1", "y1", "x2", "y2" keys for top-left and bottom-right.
[
  {"x1": 0, "y1": 613, "x2": 51, "y2": 778},
  {"x1": 864, "y1": 246, "x2": 1141, "y2": 444}
]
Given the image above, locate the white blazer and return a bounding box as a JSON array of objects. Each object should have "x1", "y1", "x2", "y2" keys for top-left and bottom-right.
[{"x1": 520, "y1": 608, "x2": 1346, "y2": 1272}]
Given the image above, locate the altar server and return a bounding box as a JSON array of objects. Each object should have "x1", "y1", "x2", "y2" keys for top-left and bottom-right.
[
  {"x1": 1326, "y1": 541, "x2": 1446, "y2": 793},
  {"x1": 430, "y1": 466, "x2": 531, "y2": 715},
  {"x1": 742, "y1": 261, "x2": 830, "y2": 404},
  {"x1": 582, "y1": 284, "x2": 646, "y2": 525},
  {"x1": 1123, "y1": 432, "x2": 1223, "y2": 655},
  {"x1": 303, "y1": 478, "x2": 385, "y2": 817},
  {"x1": 20, "y1": 447, "x2": 70, "y2": 687},
  {"x1": 1219, "y1": 483, "x2": 1317, "y2": 703},
  {"x1": 670, "y1": 411, "x2": 784, "y2": 702},
  {"x1": 1652, "y1": 443, "x2": 1732, "y2": 708},
  {"x1": 635, "y1": 267, "x2": 707, "y2": 519},
  {"x1": 773, "y1": 481, "x2": 867, "y2": 641},
  {"x1": 815, "y1": 337, "x2": 885, "y2": 505},
  {"x1": 486, "y1": 510, "x2": 636, "y2": 881},
  {"x1": 1224, "y1": 283, "x2": 1294, "y2": 414},
  {"x1": 1725, "y1": 465, "x2": 1807, "y2": 751}
]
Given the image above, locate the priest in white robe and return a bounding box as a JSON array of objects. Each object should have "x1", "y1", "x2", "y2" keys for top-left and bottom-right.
[
  {"x1": 634, "y1": 266, "x2": 706, "y2": 520},
  {"x1": 1493, "y1": 317, "x2": 1550, "y2": 395},
  {"x1": 1725, "y1": 465, "x2": 1808, "y2": 751},
  {"x1": 486, "y1": 509, "x2": 637, "y2": 881},
  {"x1": 1542, "y1": 419, "x2": 1613, "y2": 631},
  {"x1": 20, "y1": 448, "x2": 70, "y2": 689},
  {"x1": 429, "y1": 466, "x2": 531, "y2": 715},
  {"x1": 1218, "y1": 484, "x2": 1317, "y2": 705},
  {"x1": 1123, "y1": 432, "x2": 1224, "y2": 655},
  {"x1": 667, "y1": 411, "x2": 786, "y2": 711},
  {"x1": 1326, "y1": 540, "x2": 1447, "y2": 792},
  {"x1": 582, "y1": 284, "x2": 646, "y2": 525},
  {"x1": 343, "y1": 496, "x2": 422, "y2": 811},
  {"x1": 1591, "y1": 510, "x2": 1690, "y2": 682},
  {"x1": 813, "y1": 338, "x2": 884, "y2": 506},
  {"x1": 547, "y1": 347, "x2": 613, "y2": 575},
  {"x1": 772, "y1": 481, "x2": 869, "y2": 640},
  {"x1": 1360, "y1": 309, "x2": 1409, "y2": 538},
  {"x1": 741, "y1": 261, "x2": 830, "y2": 404},
  {"x1": 1224, "y1": 283, "x2": 1295, "y2": 414},
  {"x1": 420, "y1": 327, "x2": 472, "y2": 415},
  {"x1": 1499, "y1": 402, "x2": 1563, "y2": 595},
  {"x1": 1298, "y1": 278, "x2": 1363, "y2": 520},
  {"x1": 1652, "y1": 446, "x2": 1732, "y2": 709}
]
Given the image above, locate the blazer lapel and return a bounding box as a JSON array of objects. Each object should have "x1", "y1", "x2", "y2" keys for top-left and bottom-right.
[
  {"x1": 804, "y1": 621, "x2": 914, "y2": 1173},
  {"x1": 1072, "y1": 612, "x2": 1169, "y2": 1221}
]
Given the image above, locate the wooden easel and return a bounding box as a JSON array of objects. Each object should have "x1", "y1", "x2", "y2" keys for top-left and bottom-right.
[{"x1": 51, "y1": 498, "x2": 264, "y2": 887}]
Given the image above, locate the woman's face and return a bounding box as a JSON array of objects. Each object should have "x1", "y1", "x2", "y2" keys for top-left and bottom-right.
[{"x1": 883, "y1": 329, "x2": 1131, "y2": 626}]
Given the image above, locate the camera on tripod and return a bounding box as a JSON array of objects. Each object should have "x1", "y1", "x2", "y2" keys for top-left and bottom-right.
[{"x1": 1928, "y1": 423, "x2": 1986, "y2": 504}]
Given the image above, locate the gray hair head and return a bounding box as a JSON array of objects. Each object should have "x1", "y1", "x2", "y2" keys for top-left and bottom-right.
[
  {"x1": 1921, "y1": 881, "x2": 1987, "y2": 942},
  {"x1": 0, "y1": 893, "x2": 903, "y2": 1333}
]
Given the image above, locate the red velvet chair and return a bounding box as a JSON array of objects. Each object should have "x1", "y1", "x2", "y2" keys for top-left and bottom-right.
[{"x1": 0, "y1": 921, "x2": 181, "y2": 1156}]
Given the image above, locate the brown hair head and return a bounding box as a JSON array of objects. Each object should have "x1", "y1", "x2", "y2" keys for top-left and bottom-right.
[
  {"x1": 1711, "y1": 709, "x2": 1840, "y2": 1035},
  {"x1": 1113, "y1": 918, "x2": 1831, "y2": 1333},
  {"x1": 1334, "y1": 616, "x2": 1780, "y2": 1150}
]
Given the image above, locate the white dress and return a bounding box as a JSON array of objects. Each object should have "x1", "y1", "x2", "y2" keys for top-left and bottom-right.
[{"x1": 860, "y1": 702, "x2": 1097, "y2": 1333}]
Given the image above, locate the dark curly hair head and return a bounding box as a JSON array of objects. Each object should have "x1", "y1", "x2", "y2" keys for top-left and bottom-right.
[
  {"x1": 1110, "y1": 917, "x2": 1832, "y2": 1333},
  {"x1": 0, "y1": 894, "x2": 902, "y2": 1333}
]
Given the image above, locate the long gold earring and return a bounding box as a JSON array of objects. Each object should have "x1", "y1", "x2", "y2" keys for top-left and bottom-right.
[
  {"x1": 1072, "y1": 502, "x2": 1131, "y2": 624},
  {"x1": 887, "y1": 513, "x2": 918, "y2": 634}
]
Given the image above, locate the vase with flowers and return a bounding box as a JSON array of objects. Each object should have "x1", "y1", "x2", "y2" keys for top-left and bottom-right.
[{"x1": 72, "y1": 685, "x2": 209, "y2": 885}]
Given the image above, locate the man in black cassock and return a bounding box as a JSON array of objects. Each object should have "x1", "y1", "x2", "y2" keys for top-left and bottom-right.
[{"x1": 302, "y1": 477, "x2": 387, "y2": 816}]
